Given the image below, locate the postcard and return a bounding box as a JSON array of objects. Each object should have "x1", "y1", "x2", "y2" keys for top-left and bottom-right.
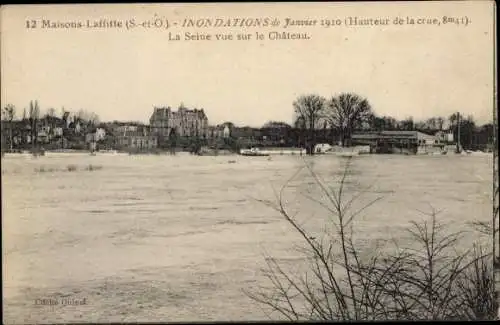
[{"x1": 1, "y1": 1, "x2": 497, "y2": 322}]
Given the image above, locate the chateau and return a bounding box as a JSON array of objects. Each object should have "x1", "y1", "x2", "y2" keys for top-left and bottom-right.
[{"x1": 149, "y1": 104, "x2": 209, "y2": 145}]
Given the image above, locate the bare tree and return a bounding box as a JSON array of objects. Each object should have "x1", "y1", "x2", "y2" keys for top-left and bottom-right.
[
  {"x1": 29, "y1": 100, "x2": 40, "y2": 149},
  {"x1": 324, "y1": 93, "x2": 372, "y2": 147},
  {"x1": 246, "y1": 158, "x2": 496, "y2": 321},
  {"x1": 88, "y1": 112, "x2": 100, "y2": 127},
  {"x1": 448, "y1": 112, "x2": 460, "y2": 130},
  {"x1": 293, "y1": 94, "x2": 326, "y2": 154},
  {"x1": 436, "y1": 117, "x2": 445, "y2": 131},
  {"x1": 42, "y1": 108, "x2": 58, "y2": 141},
  {"x1": 76, "y1": 109, "x2": 99, "y2": 129},
  {"x1": 2, "y1": 104, "x2": 16, "y2": 150},
  {"x1": 400, "y1": 117, "x2": 415, "y2": 131},
  {"x1": 263, "y1": 121, "x2": 292, "y2": 129},
  {"x1": 418, "y1": 117, "x2": 446, "y2": 132},
  {"x1": 46, "y1": 107, "x2": 56, "y2": 118},
  {"x1": 61, "y1": 107, "x2": 70, "y2": 127}
]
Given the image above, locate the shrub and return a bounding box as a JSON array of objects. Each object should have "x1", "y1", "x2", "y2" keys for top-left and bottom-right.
[{"x1": 246, "y1": 157, "x2": 497, "y2": 321}]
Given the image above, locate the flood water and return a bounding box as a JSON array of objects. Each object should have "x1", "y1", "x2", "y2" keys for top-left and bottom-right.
[{"x1": 1, "y1": 152, "x2": 493, "y2": 323}]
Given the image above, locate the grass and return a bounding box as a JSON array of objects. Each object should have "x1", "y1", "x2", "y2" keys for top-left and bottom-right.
[{"x1": 245, "y1": 156, "x2": 497, "y2": 321}]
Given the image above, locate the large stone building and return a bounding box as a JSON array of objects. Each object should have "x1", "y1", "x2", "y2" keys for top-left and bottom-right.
[{"x1": 149, "y1": 105, "x2": 209, "y2": 145}]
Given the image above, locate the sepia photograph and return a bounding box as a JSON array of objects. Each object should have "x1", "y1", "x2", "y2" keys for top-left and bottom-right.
[{"x1": 1, "y1": 1, "x2": 498, "y2": 323}]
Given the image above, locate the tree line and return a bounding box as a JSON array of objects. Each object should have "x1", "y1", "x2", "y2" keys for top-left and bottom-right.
[
  {"x1": 290, "y1": 93, "x2": 494, "y2": 154},
  {"x1": 1, "y1": 102, "x2": 100, "y2": 126},
  {"x1": 1, "y1": 101, "x2": 100, "y2": 151},
  {"x1": 2, "y1": 98, "x2": 494, "y2": 153}
]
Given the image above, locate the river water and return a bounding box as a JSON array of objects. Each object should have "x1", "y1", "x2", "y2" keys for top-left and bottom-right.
[{"x1": 1, "y1": 152, "x2": 493, "y2": 323}]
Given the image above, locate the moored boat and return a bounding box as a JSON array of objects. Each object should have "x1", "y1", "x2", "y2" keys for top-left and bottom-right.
[
  {"x1": 314, "y1": 143, "x2": 365, "y2": 156},
  {"x1": 240, "y1": 148, "x2": 270, "y2": 156}
]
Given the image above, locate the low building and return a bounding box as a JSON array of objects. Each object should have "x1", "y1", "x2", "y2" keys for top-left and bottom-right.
[
  {"x1": 231, "y1": 126, "x2": 262, "y2": 147},
  {"x1": 434, "y1": 130, "x2": 454, "y2": 144},
  {"x1": 53, "y1": 127, "x2": 63, "y2": 137},
  {"x1": 114, "y1": 125, "x2": 138, "y2": 134},
  {"x1": 85, "y1": 128, "x2": 106, "y2": 143},
  {"x1": 37, "y1": 127, "x2": 51, "y2": 144},
  {"x1": 68, "y1": 121, "x2": 82, "y2": 134},
  {"x1": 114, "y1": 129, "x2": 157, "y2": 151},
  {"x1": 207, "y1": 124, "x2": 231, "y2": 139},
  {"x1": 351, "y1": 130, "x2": 444, "y2": 154}
]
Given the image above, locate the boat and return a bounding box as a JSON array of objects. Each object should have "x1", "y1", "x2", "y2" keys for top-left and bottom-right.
[
  {"x1": 240, "y1": 148, "x2": 270, "y2": 156},
  {"x1": 314, "y1": 144, "x2": 363, "y2": 156},
  {"x1": 198, "y1": 146, "x2": 234, "y2": 156}
]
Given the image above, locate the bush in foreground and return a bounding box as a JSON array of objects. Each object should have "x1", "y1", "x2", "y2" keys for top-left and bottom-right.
[{"x1": 246, "y1": 157, "x2": 497, "y2": 321}]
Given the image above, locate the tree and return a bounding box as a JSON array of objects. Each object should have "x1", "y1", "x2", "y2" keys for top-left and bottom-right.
[
  {"x1": 42, "y1": 108, "x2": 58, "y2": 138},
  {"x1": 474, "y1": 123, "x2": 494, "y2": 150},
  {"x1": 460, "y1": 115, "x2": 476, "y2": 150},
  {"x1": 2, "y1": 104, "x2": 16, "y2": 121},
  {"x1": 88, "y1": 112, "x2": 100, "y2": 127},
  {"x1": 168, "y1": 127, "x2": 178, "y2": 155},
  {"x1": 263, "y1": 121, "x2": 292, "y2": 129},
  {"x1": 400, "y1": 117, "x2": 415, "y2": 131},
  {"x1": 61, "y1": 107, "x2": 69, "y2": 125},
  {"x1": 293, "y1": 94, "x2": 326, "y2": 154},
  {"x1": 417, "y1": 117, "x2": 445, "y2": 133},
  {"x1": 47, "y1": 107, "x2": 56, "y2": 118},
  {"x1": 247, "y1": 159, "x2": 496, "y2": 321},
  {"x1": 449, "y1": 113, "x2": 476, "y2": 150},
  {"x1": 76, "y1": 109, "x2": 99, "y2": 128},
  {"x1": 222, "y1": 121, "x2": 235, "y2": 129},
  {"x1": 382, "y1": 116, "x2": 398, "y2": 130},
  {"x1": 2, "y1": 104, "x2": 16, "y2": 150},
  {"x1": 29, "y1": 100, "x2": 40, "y2": 149},
  {"x1": 262, "y1": 121, "x2": 292, "y2": 145},
  {"x1": 367, "y1": 113, "x2": 386, "y2": 131},
  {"x1": 436, "y1": 117, "x2": 445, "y2": 131},
  {"x1": 425, "y1": 117, "x2": 437, "y2": 131},
  {"x1": 448, "y1": 112, "x2": 459, "y2": 130},
  {"x1": 324, "y1": 93, "x2": 372, "y2": 147}
]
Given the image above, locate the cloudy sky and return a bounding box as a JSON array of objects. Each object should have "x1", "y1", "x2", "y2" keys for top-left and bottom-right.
[{"x1": 1, "y1": 2, "x2": 495, "y2": 127}]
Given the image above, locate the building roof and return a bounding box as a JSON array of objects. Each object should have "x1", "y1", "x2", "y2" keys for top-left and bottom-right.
[
  {"x1": 117, "y1": 130, "x2": 156, "y2": 137},
  {"x1": 352, "y1": 130, "x2": 434, "y2": 140},
  {"x1": 380, "y1": 131, "x2": 419, "y2": 136},
  {"x1": 151, "y1": 106, "x2": 208, "y2": 120}
]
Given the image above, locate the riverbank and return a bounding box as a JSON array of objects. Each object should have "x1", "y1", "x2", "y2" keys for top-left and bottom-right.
[
  {"x1": 1, "y1": 147, "x2": 493, "y2": 159},
  {"x1": 240, "y1": 147, "x2": 307, "y2": 155}
]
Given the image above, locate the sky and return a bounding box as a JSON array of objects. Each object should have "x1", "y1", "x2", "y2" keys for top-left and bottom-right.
[{"x1": 1, "y1": 2, "x2": 495, "y2": 127}]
